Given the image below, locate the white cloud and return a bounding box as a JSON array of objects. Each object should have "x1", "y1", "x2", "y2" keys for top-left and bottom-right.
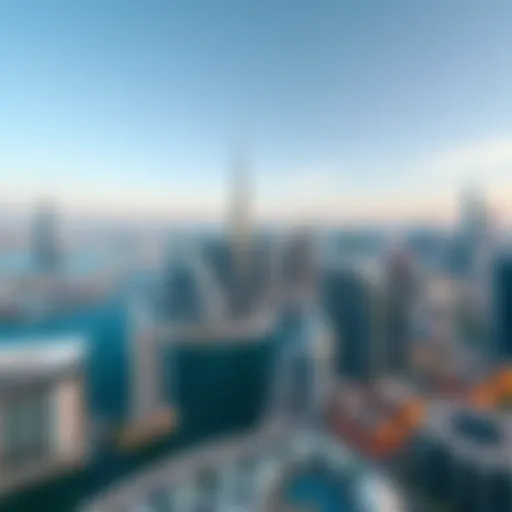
[{"x1": 428, "y1": 135, "x2": 512, "y2": 188}]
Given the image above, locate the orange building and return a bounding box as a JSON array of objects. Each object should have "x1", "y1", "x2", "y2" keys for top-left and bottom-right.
[{"x1": 328, "y1": 379, "x2": 425, "y2": 460}]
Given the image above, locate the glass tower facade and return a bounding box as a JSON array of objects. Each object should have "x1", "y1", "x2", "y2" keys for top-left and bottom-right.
[
  {"x1": 493, "y1": 255, "x2": 512, "y2": 360},
  {"x1": 322, "y1": 268, "x2": 375, "y2": 382}
]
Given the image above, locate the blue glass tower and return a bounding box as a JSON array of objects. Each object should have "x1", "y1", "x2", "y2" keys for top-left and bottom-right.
[
  {"x1": 493, "y1": 254, "x2": 512, "y2": 361},
  {"x1": 322, "y1": 267, "x2": 376, "y2": 382},
  {"x1": 382, "y1": 249, "x2": 416, "y2": 376},
  {"x1": 268, "y1": 304, "x2": 332, "y2": 426}
]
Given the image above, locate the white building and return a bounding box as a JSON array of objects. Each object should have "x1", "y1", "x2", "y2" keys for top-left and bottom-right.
[{"x1": 0, "y1": 337, "x2": 88, "y2": 496}]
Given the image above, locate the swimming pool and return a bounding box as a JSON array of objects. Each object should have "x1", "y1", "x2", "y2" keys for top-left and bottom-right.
[{"x1": 283, "y1": 468, "x2": 354, "y2": 512}]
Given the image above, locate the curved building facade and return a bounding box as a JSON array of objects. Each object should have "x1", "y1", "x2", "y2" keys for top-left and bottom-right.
[
  {"x1": 411, "y1": 401, "x2": 512, "y2": 512},
  {"x1": 84, "y1": 425, "x2": 405, "y2": 512},
  {"x1": 268, "y1": 305, "x2": 333, "y2": 425}
]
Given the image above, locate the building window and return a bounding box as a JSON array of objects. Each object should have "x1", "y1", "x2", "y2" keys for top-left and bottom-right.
[
  {"x1": 2, "y1": 389, "x2": 51, "y2": 470},
  {"x1": 3, "y1": 400, "x2": 22, "y2": 466}
]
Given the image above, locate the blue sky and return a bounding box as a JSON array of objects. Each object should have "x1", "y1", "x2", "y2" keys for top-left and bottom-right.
[{"x1": 1, "y1": 0, "x2": 511, "y2": 222}]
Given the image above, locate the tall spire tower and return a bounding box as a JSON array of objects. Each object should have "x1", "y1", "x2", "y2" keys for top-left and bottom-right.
[
  {"x1": 229, "y1": 144, "x2": 253, "y2": 317},
  {"x1": 230, "y1": 144, "x2": 251, "y2": 245}
]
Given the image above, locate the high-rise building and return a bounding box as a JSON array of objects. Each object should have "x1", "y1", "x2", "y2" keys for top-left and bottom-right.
[
  {"x1": 268, "y1": 306, "x2": 333, "y2": 425},
  {"x1": 382, "y1": 248, "x2": 417, "y2": 376},
  {"x1": 0, "y1": 338, "x2": 88, "y2": 496},
  {"x1": 31, "y1": 200, "x2": 61, "y2": 273},
  {"x1": 493, "y1": 254, "x2": 512, "y2": 361},
  {"x1": 202, "y1": 234, "x2": 274, "y2": 321},
  {"x1": 158, "y1": 249, "x2": 210, "y2": 324},
  {"x1": 449, "y1": 186, "x2": 494, "y2": 281},
  {"x1": 322, "y1": 264, "x2": 383, "y2": 382},
  {"x1": 228, "y1": 147, "x2": 253, "y2": 319},
  {"x1": 460, "y1": 186, "x2": 490, "y2": 244},
  {"x1": 280, "y1": 229, "x2": 318, "y2": 301},
  {"x1": 200, "y1": 151, "x2": 277, "y2": 321}
]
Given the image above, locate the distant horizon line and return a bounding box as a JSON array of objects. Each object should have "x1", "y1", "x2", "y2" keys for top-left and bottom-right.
[
  {"x1": 0, "y1": 205, "x2": 497, "y2": 232},
  {"x1": 0, "y1": 189, "x2": 510, "y2": 229}
]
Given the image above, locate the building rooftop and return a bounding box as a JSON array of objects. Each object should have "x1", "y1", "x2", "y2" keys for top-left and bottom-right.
[
  {"x1": 423, "y1": 400, "x2": 512, "y2": 469},
  {"x1": 0, "y1": 337, "x2": 85, "y2": 387},
  {"x1": 158, "y1": 310, "x2": 277, "y2": 344}
]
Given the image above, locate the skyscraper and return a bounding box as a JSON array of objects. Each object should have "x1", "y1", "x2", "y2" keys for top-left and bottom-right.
[
  {"x1": 228, "y1": 147, "x2": 253, "y2": 318},
  {"x1": 269, "y1": 306, "x2": 333, "y2": 425},
  {"x1": 449, "y1": 185, "x2": 493, "y2": 280},
  {"x1": 281, "y1": 229, "x2": 318, "y2": 299},
  {"x1": 322, "y1": 264, "x2": 382, "y2": 382},
  {"x1": 30, "y1": 200, "x2": 61, "y2": 273},
  {"x1": 493, "y1": 254, "x2": 512, "y2": 361},
  {"x1": 382, "y1": 248, "x2": 417, "y2": 376},
  {"x1": 158, "y1": 248, "x2": 209, "y2": 324},
  {"x1": 202, "y1": 148, "x2": 275, "y2": 321}
]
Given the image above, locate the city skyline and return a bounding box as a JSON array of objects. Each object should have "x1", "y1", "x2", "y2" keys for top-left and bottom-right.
[{"x1": 1, "y1": 1, "x2": 511, "y2": 224}]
